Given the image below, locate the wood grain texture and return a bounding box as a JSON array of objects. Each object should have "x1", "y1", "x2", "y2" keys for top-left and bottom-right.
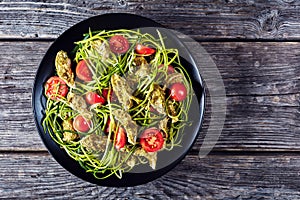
[
  {"x1": 1, "y1": 1, "x2": 300, "y2": 198},
  {"x1": 0, "y1": 41, "x2": 299, "y2": 151},
  {"x1": 0, "y1": 0, "x2": 300, "y2": 40},
  {"x1": 192, "y1": 41, "x2": 300, "y2": 96},
  {"x1": 1, "y1": 153, "x2": 300, "y2": 199}
]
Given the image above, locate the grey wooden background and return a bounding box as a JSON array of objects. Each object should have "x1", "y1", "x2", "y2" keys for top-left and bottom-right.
[{"x1": 1, "y1": 0, "x2": 300, "y2": 199}]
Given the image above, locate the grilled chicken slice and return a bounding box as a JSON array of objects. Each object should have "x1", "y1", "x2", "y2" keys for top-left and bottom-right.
[
  {"x1": 55, "y1": 50, "x2": 75, "y2": 87},
  {"x1": 166, "y1": 100, "x2": 179, "y2": 123},
  {"x1": 119, "y1": 152, "x2": 137, "y2": 168},
  {"x1": 134, "y1": 148, "x2": 157, "y2": 169},
  {"x1": 111, "y1": 74, "x2": 135, "y2": 110},
  {"x1": 150, "y1": 84, "x2": 166, "y2": 115},
  {"x1": 62, "y1": 120, "x2": 78, "y2": 142},
  {"x1": 67, "y1": 92, "x2": 93, "y2": 120},
  {"x1": 166, "y1": 72, "x2": 184, "y2": 86},
  {"x1": 158, "y1": 117, "x2": 169, "y2": 137},
  {"x1": 133, "y1": 56, "x2": 148, "y2": 67},
  {"x1": 127, "y1": 64, "x2": 151, "y2": 88},
  {"x1": 81, "y1": 133, "x2": 107, "y2": 152},
  {"x1": 112, "y1": 109, "x2": 139, "y2": 145}
]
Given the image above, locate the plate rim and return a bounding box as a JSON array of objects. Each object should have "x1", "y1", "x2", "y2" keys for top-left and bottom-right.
[{"x1": 32, "y1": 13, "x2": 206, "y2": 187}]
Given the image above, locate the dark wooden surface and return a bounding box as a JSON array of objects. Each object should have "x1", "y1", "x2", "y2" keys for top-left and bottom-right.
[{"x1": 1, "y1": 0, "x2": 300, "y2": 199}]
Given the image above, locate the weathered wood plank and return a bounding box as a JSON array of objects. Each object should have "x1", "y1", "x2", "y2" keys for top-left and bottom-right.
[
  {"x1": 1, "y1": 153, "x2": 300, "y2": 199},
  {"x1": 0, "y1": 0, "x2": 300, "y2": 40},
  {"x1": 194, "y1": 41, "x2": 300, "y2": 96},
  {"x1": 1, "y1": 41, "x2": 300, "y2": 151},
  {"x1": 199, "y1": 94, "x2": 300, "y2": 152},
  {"x1": 0, "y1": 42, "x2": 49, "y2": 150}
]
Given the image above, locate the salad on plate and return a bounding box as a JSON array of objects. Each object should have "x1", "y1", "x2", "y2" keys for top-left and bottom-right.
[{"x1": 42, "y1": 29, "x2": 192, "y2": 179}]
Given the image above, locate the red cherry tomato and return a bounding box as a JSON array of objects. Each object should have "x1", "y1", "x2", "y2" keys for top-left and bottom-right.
[
  {"x1": 85, "y1": 91, "x2": 106, "y2": 105},
  {"x1": 140, "y1": 128, "x2": 164, "y2": 152},
  {"x1": 76, "y1": 60, "x2": 92, "y2": 82},
  {"x1": 158, "y1": 64, "x2": 175, "y2": 74},
  {"x1": 109, "y1": 35, "x2": 129, "y2": 54},
  {"x1": 104, "y1": 118, "x2": 113, "y2": 134},
  {"x1": 45, "y1": 76, "x2": 68, "y2": 100},
  {"x1": 115, "y1": 127, "x2": 126, "y2": 151},
  {"x1": 102, "y1": 89, "x2": 109, "y2": 100},
  {"x1": 135, "y1": 44, "x2": 155, "y2": 55},
  {"x1": 167, "y1": 65, "x2": 175, "y2": 73},
  {"x1": 170, "y1": 83, "x2": 187, "y2": 102},
  {"x1": 102, "y1": 88, "x2": 116, "y2": 102},
  {"x1": 73, "y1": 115, "x2": 92, "y2": 133}
]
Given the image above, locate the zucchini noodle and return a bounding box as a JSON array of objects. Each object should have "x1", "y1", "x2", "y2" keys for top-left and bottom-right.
[{"x1": 43, "y1": 29, "x2": 192, "y2": 179}]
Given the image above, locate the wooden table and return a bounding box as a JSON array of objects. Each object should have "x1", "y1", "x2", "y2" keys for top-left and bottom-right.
[{"x1": 1, "y1": 1, "x2": 300, "y2": 199}]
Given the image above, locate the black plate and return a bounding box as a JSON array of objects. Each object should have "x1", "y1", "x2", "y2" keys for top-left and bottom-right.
[{"x1": 32, "y1": 13, "x2": 205, "y2": 187}]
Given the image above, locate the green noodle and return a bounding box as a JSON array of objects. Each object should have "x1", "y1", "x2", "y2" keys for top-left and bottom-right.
[{"x1": 42, "y1": 29, "x2": 192, "y2": 179}]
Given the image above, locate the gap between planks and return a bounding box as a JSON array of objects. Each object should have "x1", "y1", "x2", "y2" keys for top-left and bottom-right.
[
  {"x1": 2, "y1": 149, "x2": 300, "y2": 156},
  {"x1": 1, "y1": 38, "x2": 300, "y2": 43}
]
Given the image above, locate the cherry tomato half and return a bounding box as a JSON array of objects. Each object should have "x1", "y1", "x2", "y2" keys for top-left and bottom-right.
[
  {"x1": 85, "y1": 91, "x2": 106, "y2": 105},
  {"x1": 140, "y1": 128, "x2": 164, "y2": 152},
  {"x1": 115, "y1": 127, "x2": 127, "y2": 151},
  {"x1": 166, "y1": 65, "x2": 175, "y2": 73},
  {"x1": 158, "y1": 64, "x2": 175, "y2": 74},
  {"x1": 102, "y1": 88, "x2": 117, "y2": 102},
  {"x1": 73, "y1": 115, "x2": 92, "y2": 133},
  {"x1": 76, "y1": 60, "x2": 92, "y2": 82},
  {"x1": 170, "y1": 82, "x2": 187, "y2": 102},
  {"x1": 109, "y1": 35, "x2": 129, "y2": 54},
  {"x1": 45, "y1": 76, "x2": 68, "y2": 100},
  {"x1": 104, "y1": 118, "x2": 112, "y2": 134},
  {"x1": 135, "y1": 44, "x2": 156, "y2": 55}
]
